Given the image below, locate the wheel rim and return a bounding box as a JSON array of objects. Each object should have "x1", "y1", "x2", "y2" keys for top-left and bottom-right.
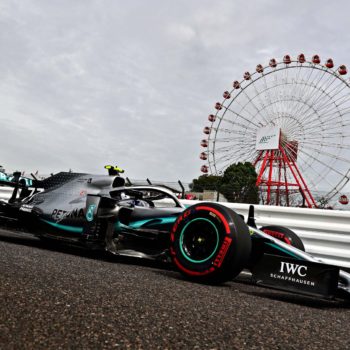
[{"x1": 179, "y1": 218, "x2": 219, "y2": 263}]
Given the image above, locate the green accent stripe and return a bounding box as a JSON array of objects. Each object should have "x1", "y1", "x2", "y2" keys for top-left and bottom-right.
[
  {"x1": 41, "y1": 219, "x2": 83, "y2": 233},
  {"x1": 265, "y1": 242, "x2": 302, "y2": 260},
  {"x1": 129, "y1": 216, "x2": 177, "y2": 228}
]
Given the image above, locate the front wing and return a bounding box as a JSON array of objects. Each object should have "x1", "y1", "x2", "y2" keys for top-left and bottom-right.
[{"x1": 250, "y1": 227, "x2": 350, "y2": 300}]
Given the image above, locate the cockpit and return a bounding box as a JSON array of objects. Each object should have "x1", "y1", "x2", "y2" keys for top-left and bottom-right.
[{"x1": 110, "y1": 187, "x2": 184, "y2": 209}]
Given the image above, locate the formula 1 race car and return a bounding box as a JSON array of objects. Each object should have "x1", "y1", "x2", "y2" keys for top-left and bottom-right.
[{"x1": 1, "y1": 171, "x2": 350, "y2": 300}]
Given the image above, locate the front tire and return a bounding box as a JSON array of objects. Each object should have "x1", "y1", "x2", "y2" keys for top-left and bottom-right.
[{"x1": 170, "y1": 203, "x2": 251, "y2": 284}]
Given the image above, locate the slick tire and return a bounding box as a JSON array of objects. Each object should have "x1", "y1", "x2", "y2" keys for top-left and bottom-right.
[
  {"x1": 170, "y1": 203, "x2": 251, "y2": 284},
  {"x1": 260, "y1": 225, "x2": 305, "y2": 251}
]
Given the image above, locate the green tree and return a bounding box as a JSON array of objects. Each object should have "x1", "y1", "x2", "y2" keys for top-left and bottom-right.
[
  {"x1": 190, "y1": 162, "x2": 259, "y2": 204},
  {"x1": 219, "y1": 162, "x2": 259, "y2": 203},
  {"x1": 190, "y1": 174, "x2": 221, "y2": 192},
  {"x1": 315, "y1": 195, "x2": 331, "y2": 209}
]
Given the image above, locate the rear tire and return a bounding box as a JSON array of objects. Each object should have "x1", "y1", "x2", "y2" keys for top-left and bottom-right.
[
  {"x1": 170, "y1": 203, "x2": 251, "y2": 284},
  {"x1": 260, "y1": 225, "x2": 305, "y2": 251}
]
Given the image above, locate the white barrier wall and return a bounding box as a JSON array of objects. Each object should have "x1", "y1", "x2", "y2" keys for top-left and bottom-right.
[
  {"x1": 0, "y1": 187, "x2": 13, "y2": 201},
  {"x1": 181, "y1": 200, "x2": 350, "y2": 268}
]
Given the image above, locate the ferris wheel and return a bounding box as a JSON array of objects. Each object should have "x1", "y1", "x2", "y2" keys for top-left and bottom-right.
[{"x1": 200, "y1": 54, "x2": 350, "y2": 207}]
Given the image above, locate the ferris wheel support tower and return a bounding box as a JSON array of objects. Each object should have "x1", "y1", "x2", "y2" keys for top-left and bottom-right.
[{"x1": 253, "y1": 126, "x2": 316, "y2": 207}]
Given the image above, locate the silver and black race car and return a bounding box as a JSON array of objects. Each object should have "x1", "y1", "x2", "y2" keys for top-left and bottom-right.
[{"x1": 1, "y1": 170, "x2": 350, "y2": 300}]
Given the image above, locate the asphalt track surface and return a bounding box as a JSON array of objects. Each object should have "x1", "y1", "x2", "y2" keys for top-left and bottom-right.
[{"x1": 1, "y1": 229, "x2": 350, "y2": 350}]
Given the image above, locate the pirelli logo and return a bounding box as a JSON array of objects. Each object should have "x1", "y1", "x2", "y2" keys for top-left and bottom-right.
[{"x1": 213, "y1": 236, "x2": 232, "y2": 268}]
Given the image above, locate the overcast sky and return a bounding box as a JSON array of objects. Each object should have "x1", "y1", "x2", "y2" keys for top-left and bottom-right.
[{"x1": 1, "y1": 0, "x2": 350, "y2": 184}]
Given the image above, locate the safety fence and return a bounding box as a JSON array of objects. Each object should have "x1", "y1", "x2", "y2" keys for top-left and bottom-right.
[{"x1": 181, "y1": 200, "x2": 350, "y2": 269}]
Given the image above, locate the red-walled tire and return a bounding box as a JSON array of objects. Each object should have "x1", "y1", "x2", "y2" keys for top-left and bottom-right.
[
  {"x1": 170, "y1": 203, "x2": 251, "y2": 284},
  {"x1": 260, "y1": 225, "x2": 305, "y2": 251}
]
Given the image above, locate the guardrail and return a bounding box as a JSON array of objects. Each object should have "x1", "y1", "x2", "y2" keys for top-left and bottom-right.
[
  {"x1": 181, "y1": 200, "x2": 350, "y2": 269},
  {"x1": 1, "y1": 186, "x2": 350, "y2": 268}
]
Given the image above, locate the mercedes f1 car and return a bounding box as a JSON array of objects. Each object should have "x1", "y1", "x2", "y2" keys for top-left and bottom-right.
[{"x1": 1, "y1": 171, "x2": 350, "y2": 300}]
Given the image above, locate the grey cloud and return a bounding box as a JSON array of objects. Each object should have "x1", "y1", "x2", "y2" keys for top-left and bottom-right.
[{"x1": 1, "y1": 0, "x2": 350, "y2": 184}]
